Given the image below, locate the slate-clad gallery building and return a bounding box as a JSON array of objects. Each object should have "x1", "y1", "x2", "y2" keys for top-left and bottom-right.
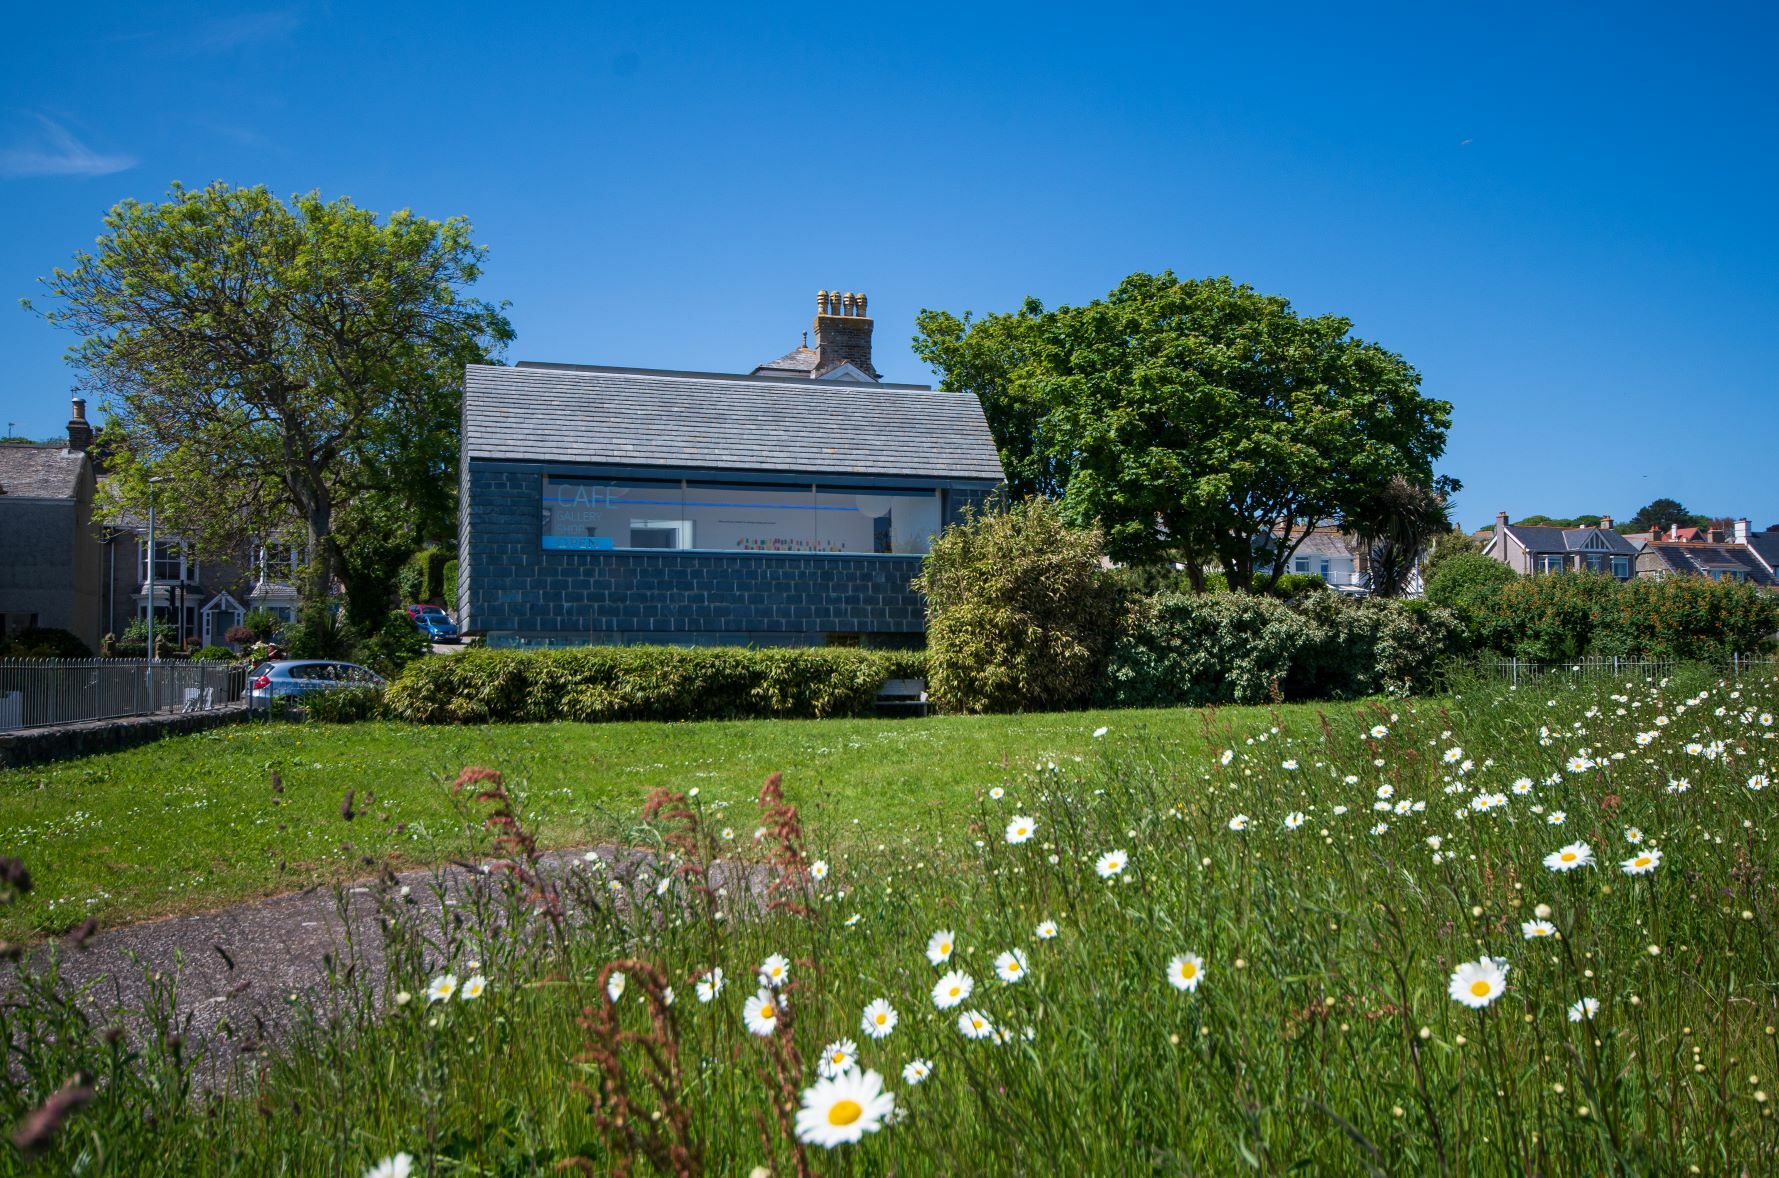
[{"x1": 458, "y1": 292, "x2": 1005, "y2": 646}]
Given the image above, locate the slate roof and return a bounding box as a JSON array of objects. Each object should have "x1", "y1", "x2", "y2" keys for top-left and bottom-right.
[
  {"x1": 0, "y1": 444, "x2": 87, "y2": 499},
  {"x1": 465, "y1": 363, "x2": 1006, "y2": 482},
  {"x1": 751, "y1": 345, "x2": 819, "y2": 378},
  {"x1": 1502, "y1": 524, "x2": 1641, "y2": 556},
  {"x1": 1644, "y1": 542, "x2": 1776, "y2": 587},
  {"x1": 1747, "y1": 532, "x2": 1779, "y2": 576}
]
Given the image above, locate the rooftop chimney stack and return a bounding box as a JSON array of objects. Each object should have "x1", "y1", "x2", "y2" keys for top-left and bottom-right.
[
  {"x1": 66, "y1": 397, "x2": 93, "y2": 452},
  {"x1": 1495, "y1": 510, "x2": 1509, "y2": 533},
  {"x1": 1734, "y1": 517, "x2": 1750, "y2": 544},
  {"x1": 1599, "y1": 514, "x2": 1613, "y2": 531},
  {"x1": 810, "y1": 287, "x2": 879, "y2": 381}
]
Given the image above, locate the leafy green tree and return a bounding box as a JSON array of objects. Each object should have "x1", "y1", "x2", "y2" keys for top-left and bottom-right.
[
  {"x1": 1350, "y1": 475, "x2": 1453, "y2": 598},
  {"x1": 1422, "y1": 527, "x2": 1483, "y2": 584},
  {"x1": 1626, "y1": 498, "x2": 1707, "y2": 533},
  {"x1": 32, "y1": 181, "x2": 512, "y2": 606},
  {"x1": 916, "y1": 273, "x2": 1455, "y2": 590}
]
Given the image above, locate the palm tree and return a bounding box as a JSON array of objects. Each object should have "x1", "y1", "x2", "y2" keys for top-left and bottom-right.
[{"x1": 1352, "y1": 476, "x2": 1453, "y2": 598}]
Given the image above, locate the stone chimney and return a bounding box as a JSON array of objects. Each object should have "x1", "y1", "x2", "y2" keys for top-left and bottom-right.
[
  {"x1": 1494, "y1": 510, "x2": 1509, "y2": 533},
  {"x1": 811, "y1": 289, "x2": 879, "y2": 380},
  {"x1": 1734, "y1": 517, "x2": 1750, "y2": 544},
  {"x1": 66, "y1": 397, "x2": 94, "y2": 452},
  {"x1": 1599, "y1": 514, "x2": 1613, "y2": 531}
]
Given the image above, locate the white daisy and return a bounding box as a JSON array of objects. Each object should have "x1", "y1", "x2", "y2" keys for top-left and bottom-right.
[
  {"x1": 1448, "y1": 957, "x2": 1509, "y2": 1009},
  {"x1": 793, "y1": 1068, "x2": 895, "y2": 1148},
  {"x1": 606, "y1": 971, "x2": 626, "y2": 1003},
  {"x1": 931, "y1": 970, "x2": 974, "y2": 1009},
  {"x1": 861, "y1": 998, "x2": 898, "y2": 1039},
  {"x1": 1093, "y1": 726, "x2": 1109, "y2": 738},
  {"x1": 460, "y1": 974, "x2": 487, "y2": 1000},
  {"x1": 818, "y1": 1038, "x2": 859, "y2": 1078},
  {"x1": 925, "y1": 930, "x2": 956, "y2": 965},
  {"x1": 1621, "y1": 847, "x2": 1662, "y2": 875},
  {"x1": 759, "y1": 953, "x2": 791, "y2": 988},
  {"x1": 1371, "y1": 725, "x2": 1389, "y2": 739},
  {"x1": 1521, "y1": 919, "x2": 1557, "y2": 939},
  {"x1": 1035, "y1": 919, "x2": 1058, "y2": 940},
  {"x1": 994, "y1": 948, "x2": 1029, "y2": 983},
  {"x1": 901, "y1": 1058, "x2": 932, "y2": 1085},
  {"x1": 743, "y1": 989, "x2": 781, "y2": 1037},
  {"x1": 957, "y1": 1009, "x2": 994, "y2": 1040},
  {"x1": 1547, "y1": 811, "x2": 1567, "y2": 826},
  {"x1": 1168, "y1": 952, "x2": 1206, "y2": 992},
  {"x1": 1005, "y1": 815, "x2": 1036, "y2": 844},
  {"x1": 1284, "y1": 811, "x2": 1306, "y2": 830},
  {"x1": 988, "y1": 786, "x2": 1005, "y2": 800},
  {"x1": 1095, "y1": 850, "x2": 1127, "y2": 878},
  {"x1": 365, "y1": 1154, "x2": 413, "y2": 1178},
  {"x1": 426, "y1": 974, "x2": 457, "y2": 1004},
  {"x1": 1568, "y1": 997, "x2": 1600, "y2": 1022},
  {"x1": 1544, "y1": 842, "x2": 1594, "y2": 872},
  {"x1": 1227, "y1": 814, "x2": 1250, "y2": 832},
  {"x1": 810, "y1": 860, "x2": 830, "y2": 881},
  {"x1": 695, "y1": 967, "x2": 725, "y2": 1003},
  {"x1": 1749, "y1": 774, "x2": 1770, "y2": 791}
]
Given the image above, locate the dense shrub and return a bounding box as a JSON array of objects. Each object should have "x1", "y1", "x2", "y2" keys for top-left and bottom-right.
[
  {"x1": 384, "y1": 646, "x2": 928, "y2": 724},
  {"x1": 358, "y1": 608, "x2": 431, "y2": 677},
  {"x1": 241, "y1": 609, "x2": 282, "y2": 641},
  {"x1": 190, "y1": 644, "x2": 235, "y2": 662},
  {"x1": 1594, "y1": 575, "x2": 1779, "y2": 662},
  {"x1": 0, "y1": 627, "x2": 93, "y2": 659},
  {"x1": 1491, "y1": 573, "x2": 1620, "y2": 661},
  {"x1": 398, "y1": 547, "x2": 450, "y2": 604},
  {"x1": 301, "y1": 685, "x2": 386, "y2": 723},
  {"x1": 443, "y1": 559, "x2": 459, "y2": 612},
  {"x1": 286, "y1": 603, "x2": 356, "y2": 661},
  {"x1": 915, "y1": 498, "x2": 1119, "y2": 714},
  {"x1": 1269, "y1": 572, "x2": 1330, "y2": 600},
  {"x1": 1097, "y1": 592, "x2": 1460, "y2": 707},
  {"x1": 1425, "y1": 553, "x2": 1519, "y2": 648}
]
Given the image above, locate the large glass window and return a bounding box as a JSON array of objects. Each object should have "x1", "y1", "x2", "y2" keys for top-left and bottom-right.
[
  {"x1": 541, "y1": 476, "x2": 941, "y2": 555},
  {"x1": 140, "y1": 539, "x2": 186, "y2": 583}
]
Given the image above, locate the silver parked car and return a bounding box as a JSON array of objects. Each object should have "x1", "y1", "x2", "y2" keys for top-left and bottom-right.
[{"x1": 246, "y1": 660, "x2": 387, "y2": 707}]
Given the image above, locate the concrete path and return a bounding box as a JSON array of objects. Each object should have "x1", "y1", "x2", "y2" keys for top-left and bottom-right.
[{"x1": 2, "y1": 846, "x2": 770, "y2": 1080}]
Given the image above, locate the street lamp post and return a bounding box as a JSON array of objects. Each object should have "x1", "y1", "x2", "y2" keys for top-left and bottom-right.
[{"x1": 145, "y1": 477, "x2": 166, "y2": 705}]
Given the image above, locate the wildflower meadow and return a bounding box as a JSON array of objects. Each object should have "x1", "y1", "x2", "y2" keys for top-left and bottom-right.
[{"x1": 3, "y1": 669, "x2": 1778, "y2": 1175}]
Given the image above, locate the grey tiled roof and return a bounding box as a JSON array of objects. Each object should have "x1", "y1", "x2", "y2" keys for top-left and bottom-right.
[
  {"x1": 1646, "y1": 542, "x2": 1776, "y2": 586},
  {"x1": 465, "y1": 363, "x2": 1006, "y2": 482},
  {"x1": 1503, "y1": 524, "x2": 1641, "y2": 555},
  {"x1": 1747, "y1": 532, "x2": 1779, "y2": 574},
  {"x1": 0, "y1": 444, "x2": 86, "y2": 499},
  {"x1": 751, "y1": 345, "x2": 818, "y2": 377}
]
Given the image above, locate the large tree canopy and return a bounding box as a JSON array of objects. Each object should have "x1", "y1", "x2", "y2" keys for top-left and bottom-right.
[
  {"x1": 915, "y1": 273, "x2": 1456, "y2": 590},
  {"x1": 32, "y1": 181, "x2": 512, "y2": 618},
  {"x1": 1626, "y1": 498, "x2": 1710, "y2": 534}
]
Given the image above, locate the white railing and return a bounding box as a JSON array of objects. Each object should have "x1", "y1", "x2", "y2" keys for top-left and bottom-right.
[
  {"x1": 0, "y1": 659, "x2": 247, "y2": 733},
  {"x1": 1477, "y1": 653, "x2": 1778, "y2": 687}
]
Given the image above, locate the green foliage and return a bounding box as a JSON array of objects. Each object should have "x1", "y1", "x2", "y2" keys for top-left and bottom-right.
[
  {"x1": 0, "y1": 627, "x2": 93, "y2": 660},
  {"x1": 916, "y1": 273, "x2": 1456, "y2": 589},
  {"x1": 120, "y1": 616, "x2": 150, "y2": 643},
  {"x1": 1425, "y1": 553, "x2": 1520, "y2": 647},
  {"x1": 35, "y1": 181, "x2": 512, "y2": 603},
  {"x1": 285, "y1": 603, "x2": 357, "y2": 662},
  {"x1": 1348, "y1": 474, "x2": 1454, "y2": 597},
  {"x1": 299, "y1": 685, "x2": 386, "y2": 723},
  {"x1": 1627, "y1": 497, "x2": 1709, "y2": 533},
  {"x1": 189, "y1": 644, "x2": 235, "y2": 662},
  {"x1": 384, "y1": 645, "x2": 928, "y2": 724},
  {"x1": 443, "y1": 559, "x2": 459, "y2": 612},
  {"x1": 1268, "y1": 572, "x2": 1329, "y2": 600},
  {"x1": 1492, "y1": 573, "x2": 1623, "y2": 661},
  {"x1": 357, "y1": 609, "x2": 431, "y2": 678},
  {"x1": 396, "y1": 547, "x2": 448, "y2": 605},
  {"x1": 1098, "y1": 592, "x2": 1459, "y2": 707},
  {"x1": 1422, "y1": 527, "x2": 1484, "y2": 584},
  {"x1": 914, "y1": 498, "x2": 1119, "y2": 714},
  {"x1": 241, "y1": 609, "x2": 282, "y2": 641}
]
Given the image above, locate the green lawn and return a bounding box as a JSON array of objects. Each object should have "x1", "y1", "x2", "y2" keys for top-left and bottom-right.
[{"x1": 0, "y1": 702, "x2": 1343, "y2": 938}]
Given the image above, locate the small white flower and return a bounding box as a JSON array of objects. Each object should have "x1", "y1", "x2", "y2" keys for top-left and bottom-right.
[
  {"x1": 994, "y1": 948, "x2": 1029, "y2": 983},
  {"x1": 861, "y1": 998, "x2": 898, "y2": 1039},
  {"x1": 1095, "y1": 850, "x2": 1128, "y2": 878},
  {"x1": 932, "y1": 970, "x2": 974, "y2": 1009},
  {"x1": 426, "y1": 974, "x2": 457, "y2": 1004},
  {"x1": 607, "y1": 971, "x2": 627, "y2": 1003},
  {"x1": 818, "y1": 1038, "x2": 859, "y2": 1078},
  {"x1": 901, "y1": 1058, "x2": 932, "y2": 1085},
  {"x1": 1005, "y1": 815, "x2": 1037, "y2": 844},
  {"x1": 1621, "y1": 847, "x2": 1662, "y2": 875},
  {"x1": 956, "y1": 1009, "x2": 994, "y2": 1040},
  {"x1": 696, "y1": 967, "x2": 725, "y2": 1003},
  {"x1": 810, "y1": 860, "x2": 830, "y2": 881},
  {"x1": 925, "y1": 930, "x2": 956, "y2": 965},
  {"x1": 364, "y1": 1154, "x2": 414, "y2": 1178},
  {"x1": 1035, "y1": 919, "x2": 1058, "y2": 940},
  {"x1": 1284, "y1": 811, "x2": 1306, "y2": 830},
  {"x1": 1092, "y1": 726, "x2": 1109, "y2": 738},
  {"x1": 759, "y1": 954, "x2": 791, "y2": 988},
  {"x1": 1227, "y1": 814, "x2": 1250, "y2": 832},
  {"x1": 1568, "y1": 997, "x2": 1600, "y2": 1022},
  {"x1": 1448, "y1": 957, "x2": 1508, "y2": 1008},
  {"x1": 1168, "y1": 952, "x2": 1205, "y2": 992},
  {"x1": 460, "y1": 974, "x2": 487, "y2": 1000}
]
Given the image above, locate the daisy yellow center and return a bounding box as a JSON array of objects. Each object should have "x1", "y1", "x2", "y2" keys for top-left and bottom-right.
[
  {"x1": 759, "y1": 1004, "x2": 774, "y2": 1019},
  {"x1": 941, "y1": 943, "x2": 950, "y2": 954},
  {"x1": 1108, "y1": 860, "x2": 1120, "y2": 869},
  {"x1": 875, "y1": 1014, "x2": 888, "y2": 1024},
  {"x1": 827, "y1": 1099, "x2": 863, "y2": 1126},
  {"x1": 832, "y1": 1052, "x2": 847, "y2": 1063},
  {"x1": 948, "y1": 986, "x2": 961, "y2": 997},
  {"x1": 1470, "y1": 980, "x2": 1491, "y2": 998},
  {"x1": 1181, "y1": 962, "x2": 1198, "y2": 979},
  {"x1": 1008, "y1": 962, "x2": 1021, "y2": 972},
  {"x1": 1636, "y1": 857, "x2": 1652, "y2": 867},
  {"x1": 1561, "y1": 852, "x2": 1577, "y2": 862}
]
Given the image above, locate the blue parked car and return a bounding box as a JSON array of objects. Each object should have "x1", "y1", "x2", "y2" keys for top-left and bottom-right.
[{"x1": 410, "y1": 606, "x2": 460, "y2": 643}]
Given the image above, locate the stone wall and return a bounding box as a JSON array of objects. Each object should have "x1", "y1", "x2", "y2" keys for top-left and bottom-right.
[{"x1": 0, "y1": 702, "x2": 251, "y2": 769}]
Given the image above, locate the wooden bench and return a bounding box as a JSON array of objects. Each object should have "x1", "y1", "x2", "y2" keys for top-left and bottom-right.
[{"x1": 875, "y1": 677, "x2": 929, "y2": 717}]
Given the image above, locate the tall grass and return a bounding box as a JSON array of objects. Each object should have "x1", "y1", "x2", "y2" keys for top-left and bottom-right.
[{"x1": 4, "y1": 669, "x2": 1777, "y2": 1174}]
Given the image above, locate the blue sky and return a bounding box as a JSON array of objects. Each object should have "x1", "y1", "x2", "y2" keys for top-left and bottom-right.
[{"x1": 2, "y1": 1, "x2": 1775, "y2": 530}]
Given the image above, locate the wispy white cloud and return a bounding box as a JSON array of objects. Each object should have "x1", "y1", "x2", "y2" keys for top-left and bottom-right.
[
  {"x1": 184, "y1": 9, "x2": 302, "y2": 53},
  {"x1": 0, "y1": 115, "x2": 137, "y2": 179}
]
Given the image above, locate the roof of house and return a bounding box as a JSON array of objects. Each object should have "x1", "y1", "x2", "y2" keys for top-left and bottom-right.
[
  {"x1": 1500, "y1": 523, "x2": 1641, "y2": 556},
  {"x1": 1644, "y1": 542, "x2": 1776, "y2": 586},
  {"x1": 1747, "y1": 531, "x2": 1779, "y2": 572},
  {"x1": 751, "y1": 345, "x2": 819, "y2": 378},
  {"x1": 0, "y1": 444, "x2": 88, "y2": 500},
  {"x1": 464, "y1": 363, "x2": 1006, "y2": 483}
]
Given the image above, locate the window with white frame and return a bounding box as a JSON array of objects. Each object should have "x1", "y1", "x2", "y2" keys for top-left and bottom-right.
[
  {"x1": 139, "y1": 539, "x2": 193, "y2": 583},
  {"x1": 1538, "y1": 554, "x2": 1565, "y2": 574}
]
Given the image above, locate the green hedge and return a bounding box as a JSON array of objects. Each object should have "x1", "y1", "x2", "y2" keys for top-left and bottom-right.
[
  {"x1": 1096, "y1": 591, "x2": 1461, "y2": 708},
  {"x1": 384, "y1": 645, "x2": 928, "y2": 724},
  {"x1": 302, "y1": 685, "x2": 387, "y2": 723}
]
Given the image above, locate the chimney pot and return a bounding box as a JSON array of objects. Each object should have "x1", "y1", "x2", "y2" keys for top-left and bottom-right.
[
  {"x1": 810, "y1": 284, "x2": 879, "y2": 379},
  {"x1": 1734, "y1": 517, "x2": 1750, "y2": 544},
  {"x1": 817, "y1": 289, "x2": 829, "y2": 316},
  {"x1": 1600, "y1": 514, "x2": 1613, "y2": 531},
  {"x1": 857, "y1": 292, "x2": 867, "y2": 316},
  {"x1": 1495, "y1": 510, "x2": 1509, "y2": 532},
  {"x1": 66, "y1": 396, "x2": 94, "y2": 452}
]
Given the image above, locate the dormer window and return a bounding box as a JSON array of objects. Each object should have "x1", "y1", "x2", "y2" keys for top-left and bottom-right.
[{"x1": 140, "y1": 538, "x2": 193, "y2": 584}]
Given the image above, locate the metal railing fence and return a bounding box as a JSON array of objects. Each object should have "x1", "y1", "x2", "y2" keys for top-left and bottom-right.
[
  {"x1": 0, "y1": 659, "x2": 247, "y2": 733},
  {"x1": 1474, "y1": 653, "x2": 1779, "y2": 687}
]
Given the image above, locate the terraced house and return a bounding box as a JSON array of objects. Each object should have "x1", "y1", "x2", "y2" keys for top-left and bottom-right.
[{"x1": 457, "y1": 292, "x2": 1005, "y2": 647}]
